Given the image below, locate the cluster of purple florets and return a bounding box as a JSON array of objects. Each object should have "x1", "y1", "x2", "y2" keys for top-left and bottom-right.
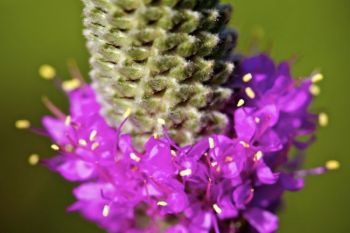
[{"x1": 42, "y1": 55, "x2": 324, "y2": 233}]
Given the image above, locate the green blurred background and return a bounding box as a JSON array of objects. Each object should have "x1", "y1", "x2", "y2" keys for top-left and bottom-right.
[{"x1": 0, "y1": 0, "x2": 349, "y2": 232}]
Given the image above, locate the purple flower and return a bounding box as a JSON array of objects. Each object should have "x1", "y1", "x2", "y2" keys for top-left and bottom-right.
[{"x1": 37, "y1": 54, "x2": 334, "y2": 233}]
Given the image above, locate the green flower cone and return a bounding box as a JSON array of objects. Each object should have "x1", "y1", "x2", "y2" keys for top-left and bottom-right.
[{"x1": 82, "y1": 0, "x2": 237, "y2": 147}]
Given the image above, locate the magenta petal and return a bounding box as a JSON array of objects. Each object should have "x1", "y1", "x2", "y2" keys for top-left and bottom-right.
[
  {"x1": 166, "y1": 224, "x2": 188, "y2": 233},
  {"x1": 73, "y1": 183, "x2": 105, "y2": 201},
  {"x1": 143, "y1": 139, "x2": 174, "y2": 176},
  {"x1": 69, "y1": 86, "x2": 100, "y2": 117},
  {"x1": 187, "y1": 138, "x2": 210, "y2": 161},
  {"x1": 244, "y1": 208, "x2": 278, "y2": 233},
  {"x1": 57, "y1": 160, "x2": 95, "y2": 181},
  {"x1": 42, "y1": 116, "x2": 69, "y2": 144},
  {"x1": 189, "y1": 212, "x2": 213, "y2": 233},
  {"x1": 165, "y1": 191, "x2": 188, "y2": 213},
  {"x1": 118, "y1": 134, "x2": 135, "y2": 156}
]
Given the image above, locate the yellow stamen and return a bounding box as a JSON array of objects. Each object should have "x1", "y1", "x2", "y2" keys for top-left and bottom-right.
[
  {"x1": 89, "y1": 130, "x2": 97, "y2": 141},
  {"x1": 123, "y1": 108, "x2": 132, "y2": 119},
  {"x1": 91, "y1": 142, "x2": 99, "y2": 151},
  {"x1": 213, "y1": 204, "x2": 222, "y2": 214},
  {"x1": 51, "y1": 144, "x2": 60, "y2": 151},
  {"x1": 254, "y1": 151, "x2": 263, "y2": 161},
  {"x1": 157, "y1": 201, "x2": 168, "y2": 207},
  {"x1": 102, "y1": 205, "x2": 110, "y2": 217},
  {"x1": 28, "y1": 154, "x2": 40, "y2": 166},
  {"x1": 319, "y1": 112, "x2": 329, "y2": 127},
  {"x1": 325, "y1": 160, "x2": 340, "y2": 170},
  {"x1": 309, "y1": 85, "x2": 321, "y2": 96},
  {"x1": 157, "y1": 118, "x2": 166, "y2": 126},
  {"x1": 211, "y1": 161, "x2": 218, "y2": 167},
  {"x1": 239, "y1": 141, "x2": 250, "y2": 148},
  {"x1": 243, "y1": 73, "x2": 253, "y2": 82},
  {"x1": 39, "y1": 64, "x2": 56, "y2": 80},
  {"x1": 237, "y1": 99, "x2": 245, "y2": 107},
  {"x1": 62, "y1": 79, "x2": 81, "y2": 92},
  {"x1": 130, "y1": 153, "x2": 141, "y2": 162},
  {"x1": 15, "y1": 119, "x2": 31, "y2": 129},
  {"x1": 79, "y1": 139, "x2": 88, "y2": 147},
  {"x1": 65, "y1": 116, "x2": 71, "y2": 126},
  {"x1": 153, "y1": 133, "x2": 159, "y2": 139},
  {"x1": 311, "y1": 73, "x2": 324, "y2": 83},
  {"x1": 171, "y1": 150, "x2": 177, "y2": 157},
  {"x1": 208, "y1": 137, "x2": 215, "y2": 149},
  {"x1": 245, "y1": 87, "x2": 256, "y2": 99},
  {"x1": 225, "y1": 156, "x2": 233, "y2": 162},
  {"x1": 179, "y1": 168, "x2": 192, "y2": 177}
]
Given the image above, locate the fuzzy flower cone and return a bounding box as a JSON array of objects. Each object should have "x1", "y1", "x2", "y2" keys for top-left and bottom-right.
[
  {"x1": 20, "y1": 1, "x2": 339, "y2": 233},
  {"x1": 83, "y1": 0, "x2": 237, "y2": 147}
]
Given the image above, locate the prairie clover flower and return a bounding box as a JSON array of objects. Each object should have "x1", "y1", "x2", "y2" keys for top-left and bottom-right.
[
  {"x1": 20, "y1": 0, "x2": 339, "y2": 233},
  {"x1": 27, "y1": 54, "x2": 336, "y2": 233}
]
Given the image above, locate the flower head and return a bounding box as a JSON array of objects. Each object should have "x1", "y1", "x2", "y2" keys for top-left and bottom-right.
[{"x1": 35, "y1": 54, "x2": 335, "y2": 233}]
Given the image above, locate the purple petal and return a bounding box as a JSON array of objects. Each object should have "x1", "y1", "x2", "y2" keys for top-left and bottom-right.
[
  {"x1": 280, "y1": 173, "x2": 304, "y2": 191},
  {"x1": 234, "y1": 108, "x2": 256, "y2": 141},
  {"x1": 244, "y1": 208, "x2": 278, "y2": 233},
  {"x1": 257, "y1": 163, "x2": 279, "y2": 185},
  {"x1": 233, "y1": 182, "x2": 254, "y2": 209},
  {"x1": 217, "y1": 195, "x2": 239, "y2": 220}
]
